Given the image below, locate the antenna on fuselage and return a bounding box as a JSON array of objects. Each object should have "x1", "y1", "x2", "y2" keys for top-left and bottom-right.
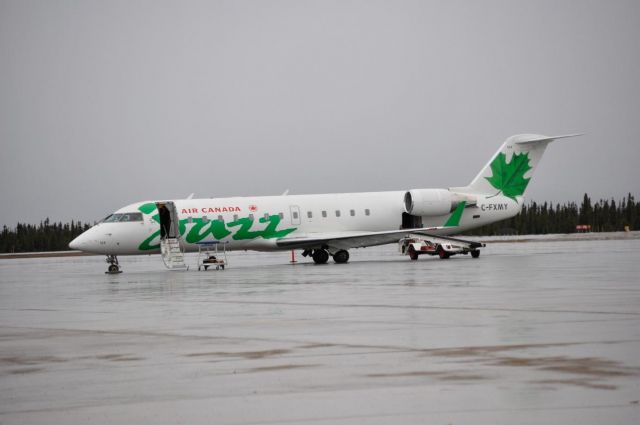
[
  {"x1": 186, "y1": 193, "x2": 195, "y2": 200},
  {"x1": 282, "y1": 189, "x2": 289, "y2": 196}
]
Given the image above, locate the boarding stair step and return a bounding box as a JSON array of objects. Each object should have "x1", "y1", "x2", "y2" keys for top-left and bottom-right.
[{"x1": 160, "y1": 237, "x2": 188, "y2": 270}]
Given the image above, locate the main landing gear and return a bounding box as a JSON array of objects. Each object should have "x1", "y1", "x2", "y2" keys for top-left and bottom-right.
[
  {"x1": 105, "y1": 255, "x2": 122, "y2": 274},
  {"x1": 303, "y1": 249, "x2": 350, "y2": 264},
  {"x1": 332, "y1": 250, "x2": 349, "y2": 264}
]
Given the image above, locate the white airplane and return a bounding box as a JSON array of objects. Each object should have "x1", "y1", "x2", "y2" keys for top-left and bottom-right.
[{"x1": 69, "y1": 134, "x2": 578, "y2": 272}]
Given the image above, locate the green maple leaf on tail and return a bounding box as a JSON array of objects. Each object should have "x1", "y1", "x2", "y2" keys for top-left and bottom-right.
[{"x1": 485, "y1": 152, "x2": 532, "y2": 200}]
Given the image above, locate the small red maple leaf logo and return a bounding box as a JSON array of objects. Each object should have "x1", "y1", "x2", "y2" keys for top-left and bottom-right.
[{"x1": 249, "y1": 204, "x2": 258, "y2": 212}]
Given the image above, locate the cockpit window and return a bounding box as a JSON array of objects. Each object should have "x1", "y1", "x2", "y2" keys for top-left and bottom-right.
[{"x1": 102, "y1": 212, "x2": 143, "y2": 223}]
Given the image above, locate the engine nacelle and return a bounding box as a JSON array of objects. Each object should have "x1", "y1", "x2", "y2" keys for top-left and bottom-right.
[{"x1": 404, "y1": 189, "x2": 456, "y2": 216}]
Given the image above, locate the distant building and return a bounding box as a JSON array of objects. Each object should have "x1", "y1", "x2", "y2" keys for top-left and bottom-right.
[{"x1": 575, "y1": 224, "x2": 591, "y2": 232}]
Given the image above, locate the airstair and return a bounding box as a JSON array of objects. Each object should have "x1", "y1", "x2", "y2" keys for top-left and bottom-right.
[
  {"x1": 156, "y1": 200, "x2": 188, "y2": 271},
  {"x1": 160, "y1": 237, "x2": 188, "y2": 270}
]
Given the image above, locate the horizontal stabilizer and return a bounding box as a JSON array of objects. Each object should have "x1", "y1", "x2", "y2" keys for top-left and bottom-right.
[{"x1": 514, "y1": 133, "x2": 583, "y2": 145}]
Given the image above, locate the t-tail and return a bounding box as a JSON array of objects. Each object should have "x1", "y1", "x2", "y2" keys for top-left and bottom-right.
[{"x1": 451, "y1": 133, "x2": 581, "y2": 200}]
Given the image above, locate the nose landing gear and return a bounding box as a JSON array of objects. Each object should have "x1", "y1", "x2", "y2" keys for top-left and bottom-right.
[{"x1": 105, "y1": 255, "x2": 122, "y2": 274}]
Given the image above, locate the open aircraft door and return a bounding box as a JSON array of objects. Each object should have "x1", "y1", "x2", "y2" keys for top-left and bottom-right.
[{"x1": 156, "y1": 201, "x2": 180, "y2": 239}]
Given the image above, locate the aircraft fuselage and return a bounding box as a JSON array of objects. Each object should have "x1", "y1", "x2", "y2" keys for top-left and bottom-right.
[{"x1": 69, "y1": 190, "x2": 519, "y2": 255}]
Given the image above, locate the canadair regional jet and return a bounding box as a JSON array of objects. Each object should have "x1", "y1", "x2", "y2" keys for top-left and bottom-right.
[{"x1": 69, "y1": 134, "x2": 578, "y2": 272}]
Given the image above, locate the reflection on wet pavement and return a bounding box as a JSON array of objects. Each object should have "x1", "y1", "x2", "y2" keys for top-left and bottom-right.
[{"x1": 1, "y1": 235, "x2": 639, "y2": 424}]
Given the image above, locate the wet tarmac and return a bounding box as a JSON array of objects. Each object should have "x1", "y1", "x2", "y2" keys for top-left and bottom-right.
[{"x1": 1, "y1": 234, "x2": 639, "y2": 424}]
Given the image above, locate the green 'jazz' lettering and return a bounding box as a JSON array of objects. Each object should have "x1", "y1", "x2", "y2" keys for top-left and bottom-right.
[
  {"x1": 136, "y1": 204, "x2": 297, "y2": 250},
  {"x1": 140, "y1": 231, "x2": 161, "y2": 251},
  {"x1": 139, "y1": 202, "x2": 158, "y2": 215},
  {"x1": 186, "y1": 218, "x2": 231, "y2": 243},
  {"x1": 227, "y1": 217, "x2": 265, "y2": 240},
  {"x1": 259, "y1": 214, "x2": 297, "y2": 239}
]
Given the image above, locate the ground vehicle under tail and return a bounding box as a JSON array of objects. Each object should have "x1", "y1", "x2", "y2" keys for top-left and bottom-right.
[{"x1": 399, "y1": 235, "x2": 485, "y2": 260}]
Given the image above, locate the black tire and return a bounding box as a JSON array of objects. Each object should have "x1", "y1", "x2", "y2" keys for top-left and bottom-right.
[
  {"x1": 333, "y1": 250, "x2": 350, "y2": 264},
  {"x1": 437, "y1": 246, "x2": 450, "y2": 259},
  {"x1": 408, "y1": 245, "x2": 418, "y2": 261},
  {"x1": 471, "y1": 250, "x2": 480, "y2": 258},
  {"x1": 312, "y1": 249, "x2": 330, "y2": 264},
  {"x1": 108, "y1": 264, "x2": 119, "y2": 273}
]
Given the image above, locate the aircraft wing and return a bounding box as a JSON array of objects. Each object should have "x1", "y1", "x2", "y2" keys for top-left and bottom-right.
[{"x1": 276, "y1": 227, "x2": 452, "y2": 250}]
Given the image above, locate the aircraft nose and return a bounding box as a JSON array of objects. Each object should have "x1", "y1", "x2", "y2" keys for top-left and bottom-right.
[
  {"x1": 69, "y1": 233, "x2": 86, "y2": 250},
  {"x1": 69, "y1": 228, "x2": 98, "y2": 251}
]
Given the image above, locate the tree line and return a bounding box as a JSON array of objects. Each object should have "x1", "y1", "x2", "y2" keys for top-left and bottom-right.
[
  {"x1": 0, "y1": 194, "x2": 638, "y2": 253},
  {"x1": 466, "y1": 193, "x2": 639, "y2": 236},
  {"x1": 1, "y1": 219, "x2": 91, "y2": 253}
]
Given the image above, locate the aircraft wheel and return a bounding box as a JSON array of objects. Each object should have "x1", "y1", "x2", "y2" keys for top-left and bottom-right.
[
  {"x1": 108, "y1": 264, "x2": 120, "y2": 273},
  {"x1": 437, "y1": 246, "x2": 450, "y2": 259},
  {"x1": 312, "y1": 249, "x2": 329, "y2": 264},
  {"x1": 408, "y1": 245, "x2": 418, "y2": 261},
  {"x1": 333, "y1": 250, "x2": 350, "y2": 264},
  {"x1": 471, "y1": 249, "x2": 480, "y2": 258}
]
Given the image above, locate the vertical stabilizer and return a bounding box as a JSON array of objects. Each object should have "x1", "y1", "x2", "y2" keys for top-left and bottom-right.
[{"x1": 452, "y1": 134, "x2": 580, "y2": 199}]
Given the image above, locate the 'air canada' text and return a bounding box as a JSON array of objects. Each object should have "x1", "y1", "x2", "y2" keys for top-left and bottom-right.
[{"x1": 181, "y1": 207, "x2": 242, "y2": 214}]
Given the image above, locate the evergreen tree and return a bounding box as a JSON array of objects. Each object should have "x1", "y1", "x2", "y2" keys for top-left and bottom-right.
[
  {"x1": 0, "y1": 220, "x2": 91, "y2": 253},
  {"x1": 465, "y1": 194, "x2": 638, "y2": 236}
]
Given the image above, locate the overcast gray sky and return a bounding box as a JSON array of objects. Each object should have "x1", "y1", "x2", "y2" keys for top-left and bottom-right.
[{"x1": 1, "y1": 0, "x2": 639, "y2": 226}]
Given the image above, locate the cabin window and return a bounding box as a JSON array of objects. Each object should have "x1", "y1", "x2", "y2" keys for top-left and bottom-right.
[
  {"x1": 365, "y1": 209, "x2": 370, "y2": 216},
  {"x1": 264, "y1": 213, "x2": 269, "y2": 220},
  {"x1": 322, "y1": 210, "x2": 327, "y2": 218},
  {"x1": 188, "y1": 217, "x2": 193, "y2": 224},
  {"x1": 249, "y1": 214, "x2": 254, "y2": 221},
  {"x1": 233, "y1": 214, "x2": 238, "y2": 221},
  {"x1": 335, "y1": 210, "x2": 341, "y2": 217},
  {"x1": 279, "y1": 212, "x2": 284, "y2": 219},
  {"x1": 292, "y1": 211, "x2": 299, "y2": 219},
  {"x1": 350, "y1": 209, "x2": 355, "y2": 217},
  {"x1": 218, "y1": 215, "x2": 224, "y2": 221},
  {"x1": 307, "y1": 211, "x2": 313, "y2": 218},
  {"x1": 473, "y1": 214, "x2": 480, "y2": 219},
  {"x1": 202, "y1": 216, "x2": 208, "y2": 223}
]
